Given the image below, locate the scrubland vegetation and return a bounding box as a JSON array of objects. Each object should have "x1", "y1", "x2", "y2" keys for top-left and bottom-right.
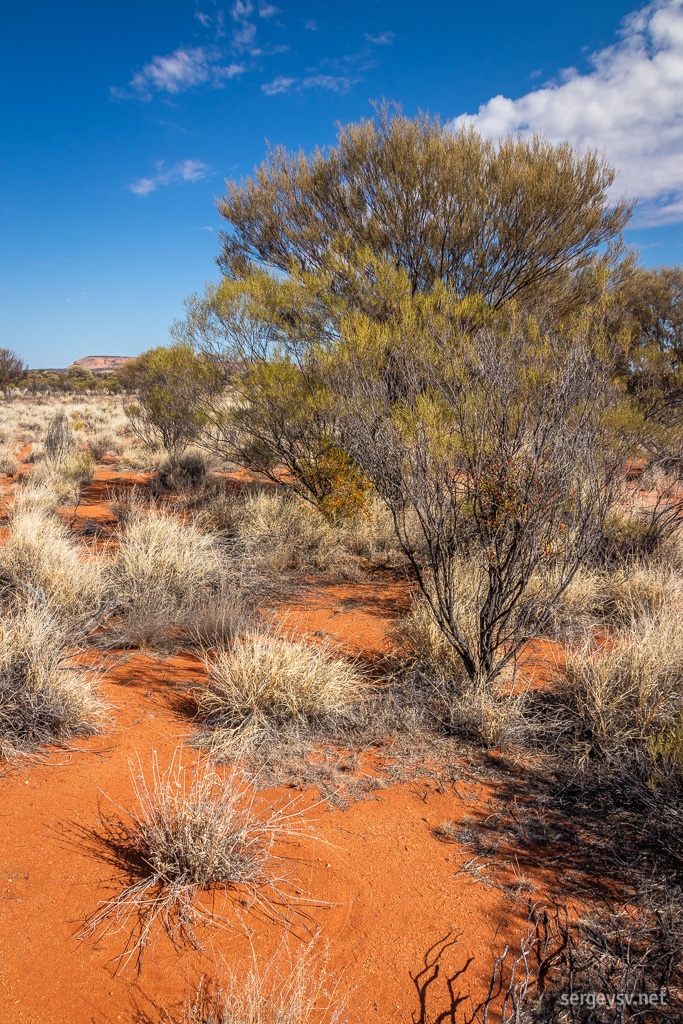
[{"x1": 3, "y1": 109, "x2": 683, "y2": 1020}]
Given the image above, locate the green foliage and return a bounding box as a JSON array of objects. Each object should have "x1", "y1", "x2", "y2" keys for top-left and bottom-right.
[
  {"x1": 218, "y1": 104, "x2": 632, "y2": 317},
  {"x1": 0, "y1": 348, "x2": 26, "y2": 393},
  {"x1": 328, "y1": 297, "x2": 629, "y2": 683},
  {"x1": 118, "y1": 343, "x2": 222, "y2": 455},
  {"x1": 618, "y1": 264, "x2": 683, "y2": 466}
]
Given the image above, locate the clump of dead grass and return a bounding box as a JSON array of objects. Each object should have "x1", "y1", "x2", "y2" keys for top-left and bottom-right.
[
  {"x1": 553, "y1": 607, "x2": 683, "y2": 763},
  {"x1": 0, "y1": 448, "x2": 18, "y2": 476},
  {"x1": 104, "y1": 509, "x2": 251, "y2": 650},
  {"x1": 87, "y1": 431, "x2": 121, "y2": 461},
  {"x1": 12, "y1": 451, "x2": 95, "y2": 513},
  {"x1": 145, "y1": 945, "x2": 343, "y2": 1024},
  {"x1": 80, "y1": 751, "x2": 311, "y2": 968},
  {"x1": 0, "y1": 603, "x2": 105, "y2": 758},
  {"x1": 0, "y1": 508, "x2": 104, "y2": 622},
  {"x1": 196, "y1": 632, "x2": 365, "y2": 750},
  {"x1": 232, "y1": 491, "x2": 352, "y2": 575}
]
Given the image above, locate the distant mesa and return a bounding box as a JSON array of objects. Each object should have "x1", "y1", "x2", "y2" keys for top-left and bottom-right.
[{"x1": 70, "y1": 355, "x2": 134, "y2": 373}]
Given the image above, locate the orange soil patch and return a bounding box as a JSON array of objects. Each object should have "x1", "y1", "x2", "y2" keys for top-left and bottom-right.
[
  {"x1": 0, "y1": 656, "x2": 533, "y2": 1024},
  {"x1": 0, "y1": 460, "x2": 577, "y2": 1023},
  {"x1": 275, "y1": 577, "x2": 412, "y2": 661}
]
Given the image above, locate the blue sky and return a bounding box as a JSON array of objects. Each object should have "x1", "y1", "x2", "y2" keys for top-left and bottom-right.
[{"x1": 1, "y1": 0, "x2": 682, "y2": 368}]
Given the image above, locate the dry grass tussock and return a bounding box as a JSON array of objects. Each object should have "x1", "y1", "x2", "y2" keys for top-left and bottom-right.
[
  {"x1": 11, "y1": 451, "x2": 95, "y2": 514},
  {"x1": 540, "y1": 558, "x2": 683, "y2": 639},
  {"x1": 193, "y1": 487, "x2": 410, "y2": 574},
  {"x1": 553, "y1": 605, "x2": 683, "y2": 763},
  {"x1": 0, "y1": 603, "x2": 105, "y2": 758},
  {"x1": 196, "y1": 631, "x2": 365, "y2": 751},
  {"x1": 229, "y1": 490, "x2": 353, "y2": 575},
  {"x1": 0, "y1": 447, "x2": 18, "y2": 476},
  {"x1": 0, "y1": 508, "x2": 104, "y2": 622},
  {"x1": 80, "y1": 750, "x2": 313, "y2": 969},
  {"x1": 104, "y1": 509, "x2": 251, "y2": 650},
  {"x1": 142, "y1": 944, "x2": 343, "y2": 1024}
]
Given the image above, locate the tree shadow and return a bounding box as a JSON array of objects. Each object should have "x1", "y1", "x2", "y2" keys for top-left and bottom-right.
[{"x1": 411, "y1": 931, "x2": 474, "y2": 1024}]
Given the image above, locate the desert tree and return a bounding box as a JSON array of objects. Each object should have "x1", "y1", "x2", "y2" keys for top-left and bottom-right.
[
  {"x1": 217, "y1": 105, "x2": 633, "y2": 317},
  {"x1": 325, "y1": 293, "x2": 630, "y2": 685},
  {"x1": 173, "y1": 278, "x2": 373, "y2": 516},
  {"x1": 175, "y1": 108, "x2": 634, "y2": 503},
  {"x1": 618, "y1": 265, "x2": 683, "y2": 470},
  {"x1": 0, "y1": 347, "x2": 26, "y2": 396},
  {"x1": 117, "y1": 343, "x2": 224, "y2": 456}
]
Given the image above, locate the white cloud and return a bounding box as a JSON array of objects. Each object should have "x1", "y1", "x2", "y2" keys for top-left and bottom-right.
[
  {"x1": 258, "y1": 3, "x2": 278, "y2": 17},
  {"x1": 261, "y1": 75, "x2": 296, "y2": 95},
  {"x1": 364, "y1": 31, "x2": 394, "y2": 45},
  {"x1": 231, "y1": 0, "x2": 253, "y2": 18},
  {"x1": 303, "y1": 74, "x2": 354, "y2": 92},
  {"x1": 112, "y1": 46, "x2": 243, "y2": 99},
  {"x1": 128, "y1": 159, "x2": 211, "y2": 196},
  {"x1": 262, "y1": 73, "x2": 355, "y2": 96},
  {"x1": 232, "y1": 20, "x2": 257, "y2": 51},
  {"x1": 452, "y1": 0, "x2": 683, "y2": 227},
  {"x1": 304, "y1": 19, "x2": 317, "y2": 31}
]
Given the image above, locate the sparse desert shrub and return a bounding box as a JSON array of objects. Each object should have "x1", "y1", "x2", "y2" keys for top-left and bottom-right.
[
  {"x1": 44, "y1": 409, "x2": 76, "y2": 459},
  {"x1": 80, "y1": 751, "x2": 310, "y2": 967},
  {"x1": 87, "y1": 431, "x2": 120, "y2": 461},
  {"x1": 119, "y1": 343, "x2": 222, "y2": 456},
  {"x1": 157, "y1": 450, "x2": 210, "y2": 489},
  {"x1": 390, "y1": 589, "x2": 528, "y2": 747},
  {"x1": 390, "y1": 591, "x2": 469, "y2": 683},
  {"x1": 475, "y1": 901, "x2": 683, "y2": 1024},
  {"x1": 0, "y1": 509, "x2": 104, "y2": 622},
  {"x1": 0, "y1": 604, "x2": 104, "y2": 758},
  {"x1": 148, "y1": 945, "x2": 342, "y2": 1024},
  {"x1": 298, "y1": 444, "x2": 372, "y2": 522},
  {"x1": 196, "y1": 632, "x2": 365, "y2": 748},
  {"x1": 104, "y1": 510, "x2": 249, "y2": 650},
  {"x1": 0, "y1": 448, "x2": 18, "y2": 476},
  {"x1": 554, "y1": 609, "x2": 683, "y2": 763}
]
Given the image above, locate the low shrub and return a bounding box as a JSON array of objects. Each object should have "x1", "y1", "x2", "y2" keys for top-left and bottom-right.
[
  {"x1": 0, "y1": 604, "x2": 105, "y2": 758},
  {"x1": 80, "y1": 751, "x2": 310, "y2": 967},
  {"x1": 0, "y1": 509, "x2": 105, "y2": 622},
  {"x1": 157, "y1": 450, "x2": 210, "y2": 489},
  {"x1": 44, "y1": 410, "x2": 76, "y2": 459},
  {"x1": 196, "y1": 632, "x2": 365, "y2": 748},
  {"x1": 553, "y1": 609, "x2": 683, "y2": 764}
]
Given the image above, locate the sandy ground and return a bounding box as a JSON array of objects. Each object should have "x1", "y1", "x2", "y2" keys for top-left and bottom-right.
[{"x1": 0, "y1": 456, "x2": 562, "y2": 1024}]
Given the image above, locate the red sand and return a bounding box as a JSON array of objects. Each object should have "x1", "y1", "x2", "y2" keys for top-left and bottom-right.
[{"x1": 0, "y1": 461, "x2": 568, "y2": 1024}]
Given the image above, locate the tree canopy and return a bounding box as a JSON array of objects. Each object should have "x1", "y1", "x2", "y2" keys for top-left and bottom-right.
[{"x1": 217, "y1": 106, "x2": 633, "y2": 317}]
